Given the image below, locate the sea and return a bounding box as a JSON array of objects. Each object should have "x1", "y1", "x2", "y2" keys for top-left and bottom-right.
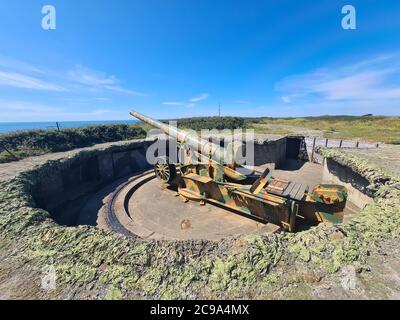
[{"x1": 0, "y1": 120, "x2": 139, "y2": 134}]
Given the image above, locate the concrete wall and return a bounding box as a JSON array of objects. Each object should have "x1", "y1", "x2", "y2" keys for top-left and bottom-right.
[
  {"x1": 253, "y1": 138, "x2": 287, "y2": 169},
  {"x1": 322, "y1": 158, "x2": 373, "y2": 209},
  {"x1": 153, "y1": 137, "x2": 294, "y2": 170},
  {"x1": 34, "y1": 141, "x2": 152, "y2": 225},
  {"x1": 253, "y1": 136, "x2": 308, "y2": 169},
  {"x1": 33, "y1": 137, "x2": 308, "y2": 226}
]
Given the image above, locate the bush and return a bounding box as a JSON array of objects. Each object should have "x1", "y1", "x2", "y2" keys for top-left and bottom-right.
[
  {"x1": 172, "y1": 117, "x2": 246, "y2": 131},
  {"x1": 0, "y1": 124, "x2": 146, "y2": 163}
]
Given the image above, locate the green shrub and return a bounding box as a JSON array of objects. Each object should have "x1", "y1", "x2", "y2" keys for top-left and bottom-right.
[
  {"x1": 0, "y1": 124, "x2": 146, "y2": 163},
  {"x1": 171, "y1": 116, "x2": 246, "y2": 131}
]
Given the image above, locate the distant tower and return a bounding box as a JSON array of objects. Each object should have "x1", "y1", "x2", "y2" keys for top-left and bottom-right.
[{"x1": 218, "y1": 103, "x2": 221, "y2": 117}]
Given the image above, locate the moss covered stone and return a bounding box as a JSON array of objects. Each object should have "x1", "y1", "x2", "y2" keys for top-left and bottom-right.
[{"x1": 0, "y1": 145, "x2": 399, "y2": 299}]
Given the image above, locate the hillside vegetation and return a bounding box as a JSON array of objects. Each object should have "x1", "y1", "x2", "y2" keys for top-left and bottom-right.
[
  {"x1": 247, "y1": 115, "x2": 400, "y2": 144},
  {"x1": 174, "y1": 116, "x2": 246, "y2": 131},
  {"x1": 168, "y1": 115, "x2": 399, "y2": 144},
  {"x1": 1, "y1": 115, "x2": 398, "y2": 164},
  {"x1": 0, "y1": 124, "x2": 146, "y2": 163}
]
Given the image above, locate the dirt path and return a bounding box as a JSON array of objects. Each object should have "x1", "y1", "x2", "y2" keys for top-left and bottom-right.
[{"x1": 0, "y1": 140, "x2": 147, "y2": 182}]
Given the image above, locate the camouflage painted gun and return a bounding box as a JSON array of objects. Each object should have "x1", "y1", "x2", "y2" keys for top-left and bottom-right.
[{"x1": 130, "y1": 110, "x2": 348, "y2": 232}]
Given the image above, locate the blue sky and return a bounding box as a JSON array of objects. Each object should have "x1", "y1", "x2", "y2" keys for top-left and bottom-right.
[{"x1": 0, "y1": 0, "x2": 399, "y2": 121}]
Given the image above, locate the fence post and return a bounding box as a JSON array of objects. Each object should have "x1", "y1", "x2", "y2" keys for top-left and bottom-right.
[
  {"x1": 0, "y1": 143, "x2": 18, "y2": 161},
  {"x1": 376, "y1": 143, "x2": 379, "y2": 148},
  {"x1": 356, "y1": 141, "x2": 359, "y2": 148},
  {"x1": 325, "y1": 138, "x2": 329, "y2": 147},
  {"x1": 339, "y1": 140, "x2": 343, "y2": 148},
  {"x1": 56, "y1": 122, "x2": 60, "y2": 132},
  {"x1": 311, "y1": 137, "x2": 316, "y2": 163}
]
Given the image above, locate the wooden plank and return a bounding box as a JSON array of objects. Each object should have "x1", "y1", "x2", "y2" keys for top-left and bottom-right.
[
  {"x1": 295, "y1": 184, "x2": 309, "y2": 201},
  {"x1": 282, "y1": 182, "x2": 296, "y2": 196},
  {"x1": 290, "y1": 183, "x2": 302, "y2": 199},
  {"x1": 271, "y1": 177, "x2": 289, "y2": 184},
  {"x1": 267, "y1": 185, "x2": 285, "y2": 192},
  {"x1": 311, "y1": 137, "x2": 316, "y2": 162},
  {"x1": 269, "y1": 180, "x2": 287, "y2": 190},
  {"x1": 274, "y1": 181, "x2": 288, "y2": 189},
  {"x1": 292, "y1": 183, "x2": 303, "y2": 200}
]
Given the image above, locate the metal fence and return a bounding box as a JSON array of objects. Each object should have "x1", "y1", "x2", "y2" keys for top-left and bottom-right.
[{"x1": 305, "y1": 137, "x2": 380, "y2": 164}]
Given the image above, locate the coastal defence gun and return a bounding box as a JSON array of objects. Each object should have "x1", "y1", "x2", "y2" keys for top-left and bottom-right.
[{"x1": 130, "y1": 110, "x2": 348, "y2": 232}]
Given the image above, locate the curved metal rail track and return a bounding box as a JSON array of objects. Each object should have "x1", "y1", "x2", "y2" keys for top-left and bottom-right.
[{"x1": 103, "y1": 170, "x2": 155, "y2": 237}]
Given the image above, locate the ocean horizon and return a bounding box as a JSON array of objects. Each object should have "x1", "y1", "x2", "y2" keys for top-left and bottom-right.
[{"x1": 0, "y1": 120, "x2": 139, "y2": 134}]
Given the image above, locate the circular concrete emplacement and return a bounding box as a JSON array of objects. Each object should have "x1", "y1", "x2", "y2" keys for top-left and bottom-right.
[
  {"x1": 77, "y1": 161, "x2": 361, "y2": 240},
  {"x1": 126, "y1": 177, "x2": 279, "y2": 240}
]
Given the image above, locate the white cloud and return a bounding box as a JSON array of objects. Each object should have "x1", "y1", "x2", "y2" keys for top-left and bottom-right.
[
  {"x1": 89, "y1": 109, "x2": 115, "y2": 115},
  {"x1": 68, "y1": 65, "x2": 145, "y2": 96},
  {"x1": 0, "y1": 99, "x2": 126, "y2": 121},
  {"x1": 0, "y1": 57, "x2": 147, "y2": 121},
  {"x1": 162, "y1": 101, "x2": 196, "y2": 108},
  {"x1": 0, "y1": 100, "x2": 62, "y2": 114},
  {"x1": 95, "y1": 97, "x2": 112, "y2": 102},
  {"x1": 189, "y1": 93, "x2": 209, "y2": 102},
  {"x1": 275, "y1": 54, "x2": 400, "y2": 103},
  {"x1": 62, "y1": 97, "x2": 112, "y2": 104},
  {"x1": 0, "y1": 59, "x2": 145, "y2": 96},
  {"x1": 162, "y1": 102, "x2": 185, "y2": 106},
  {"x1": 0, "y1": 71, "x2": 66, "y2": 91},
  {"x1": 234, "y1": 100, "x2": 250, "y2": 104},
  {"x1": 236, "y1": 98, "x2": 400, "y2": 117},
  {"x1": 163, "y1": 93, "x2": 209, "y2": 108},
  {"x1": 313, "y1": 70, "x2": 400, "y2": 100},
  {"x1": 0, "y1": 56, "x2": 44, "y2": 74}
]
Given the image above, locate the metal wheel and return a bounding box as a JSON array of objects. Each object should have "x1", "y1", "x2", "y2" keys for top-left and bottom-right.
[{"x1": 154, "y1": 157, "x2": 176, "y2": 183}]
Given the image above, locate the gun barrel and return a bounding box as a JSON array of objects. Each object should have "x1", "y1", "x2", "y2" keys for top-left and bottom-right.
[
  {"x1": 130, "y1": 110, "x2": 231, "y2": 164},
  {"x1": 130, "y1": 110, "x2": 177, "y2": 136}
]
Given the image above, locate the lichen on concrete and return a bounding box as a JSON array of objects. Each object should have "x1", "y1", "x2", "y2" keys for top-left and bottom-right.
[{"x1": 0, "y1": 144, "x2": 400, "y2": 299}]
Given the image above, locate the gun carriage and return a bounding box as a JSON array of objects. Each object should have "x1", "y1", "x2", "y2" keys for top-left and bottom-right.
[{"x1": 130, "y1": 110, "x2": 347, "y2": 232}]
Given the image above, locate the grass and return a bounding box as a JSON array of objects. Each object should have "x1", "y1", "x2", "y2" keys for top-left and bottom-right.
[
  {"x1": 1, "y1": 115, "x2": 398, "y2": 164},
  {"x1": 247, "y1": 115, "x2": 400, "y2": 144},
  {"x1": 1, "y1": 142, "x2": 399, "y2": 299},
  {"x1": 162, "y1": 115, "x2": 400, "y2": 144},
  {"x1": 0, "y1": 124, "x2": 146, "y2": 163}
]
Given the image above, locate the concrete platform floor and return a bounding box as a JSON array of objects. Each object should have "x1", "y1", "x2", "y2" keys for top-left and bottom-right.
[
  {"x1": 76, "y1": 160, "x2": 359, "y2": 240},
  {"x1": 120, "y1": 160, "x2": 329, "y2": 240},
  {"x1": 270, "y1": 159, "x2": 323, "y2": 187},
  {"x1": 127, "y1": 178, "x2": 280, "y2": 240}
]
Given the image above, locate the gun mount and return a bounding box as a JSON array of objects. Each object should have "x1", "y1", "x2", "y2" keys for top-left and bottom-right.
[{"x1": 130, "y1": 110, "x2": 348, "y2": 232}]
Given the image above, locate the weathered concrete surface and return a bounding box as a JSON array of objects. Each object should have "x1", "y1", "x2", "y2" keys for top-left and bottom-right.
[
  {"x1": 71, "y1": 158, "x2": 362, "y2": 242},
  {"x1": 0, "y1": 139, "x2": 154, "y2": 183},
  {"x1": 117, "y1": 175, "x2": 280, "y2": 240},
  {"x1": 253, "y1": 137, "x2": 287, "y2": 169},
  {"x1": 0, "y1": 140, "x2": 400, "y2": 300},
  {"x1": 76, "y1": 158, "x2": 337, "y2": 241},
  {"x1": 340, "y1": 145, "x2": 400, "y2": 178},
  {"x1": 322, "y1": 158, "x2": 373, "y2": 209},
  {"x1": 10, "y1": 139, "x2": 153, "y2": 226},
  {"x1": 273, "y1": 159, "x2": 323, "y2": 187}
]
